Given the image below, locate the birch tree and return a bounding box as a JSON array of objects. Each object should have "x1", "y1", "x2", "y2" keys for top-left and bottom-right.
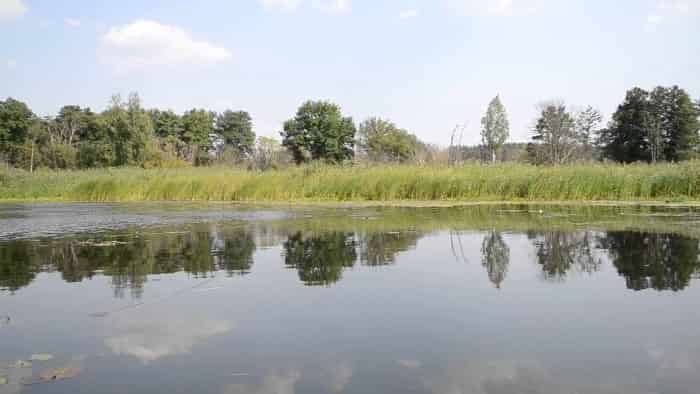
[{"x1": 480, "y1": 95, "x2": 510, "y2": 163}]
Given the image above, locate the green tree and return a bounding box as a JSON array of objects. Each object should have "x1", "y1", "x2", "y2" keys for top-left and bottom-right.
[
  {"x1": 357, "y1": 117, "x2": 418, "y2": 163},
  {"x1": 598, "y1": 86, "x2": 699, "y2": 163},
  {"x1": 182, "y1": 109, "x2": 213, "y2": 147},
  {"x1": 149, "y1": 109, "x2": 183, "y2": 139},
  {"x1": 655, "y1": 86, "x2": 699, "y2": 161},
  {"x1": 0, "y1": 97, "x2": 35, "y2": 165},
  {"x1": 598, "y1": 88, "x2": 651, "y2": 163},
  {"x1": 215, "y1": 110, "x2": 255, "y2": 158},
  {"x1": 480, "y1": 96, "x2": 510, "y2": 163},
  {"x1": 281, "y1": 100, "x2": 356, "y2": 164},
  {"x1": 531, "y1": 102, "x2": 582, "y2": 164},
  {"x1": 101, "y1": 93, "x2": 153, "y2": 166}
]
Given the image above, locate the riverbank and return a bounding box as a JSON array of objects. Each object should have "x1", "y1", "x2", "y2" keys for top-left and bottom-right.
[{"x1": 2, "y1": 163, "x2": 700, "y2": 203}]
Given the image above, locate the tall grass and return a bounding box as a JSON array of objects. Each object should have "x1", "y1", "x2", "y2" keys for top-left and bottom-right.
[{"x1": 2, "y1": 162, "x2": 700, "y2": 202}]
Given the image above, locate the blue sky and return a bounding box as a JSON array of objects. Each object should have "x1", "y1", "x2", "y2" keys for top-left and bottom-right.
[{"x1": 1, "y1": 0, "x2": 698, "y2": 145}]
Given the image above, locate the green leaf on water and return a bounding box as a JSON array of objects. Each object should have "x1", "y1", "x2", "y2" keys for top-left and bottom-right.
[
  {"x1": 30, "y1": 354, "x2": 54, "y2": 361},
  {"x1": 0, "y1": 376, "x2": 8, "y2": 385}
]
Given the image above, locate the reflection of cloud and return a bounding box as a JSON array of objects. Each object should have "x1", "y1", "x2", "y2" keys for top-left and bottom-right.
[
  {"x1": 105, "y1": 313, "x2": 232, "y2": 364},
  {"x1": 423, "y1": 360, "x2": 548, "y2": 394},
  {"x1": 322, "y1": 363, "x2": 353, "y2": 393},
  {"x1": 397, "y1": 359, "x2": 421, "y2": 369},
  {"x1": 224, "y1": 370, "x2": 301, "y2": 394},
  {"x1": 0, "y1": 362, "x2": 32, "y2": 394}
]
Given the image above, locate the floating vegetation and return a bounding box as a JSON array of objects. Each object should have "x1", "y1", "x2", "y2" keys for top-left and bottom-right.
[
  {"x1": 30, "y1": 354, "x2": 53, "y2": 362},
  {"x1": 14, "y1": 361, "x2": 31, "y2": 368},
  {"x1": 39, "y1": 366, "x2": 81, "y2": 382}
]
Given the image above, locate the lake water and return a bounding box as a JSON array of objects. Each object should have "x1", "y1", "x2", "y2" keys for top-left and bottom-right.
[{"x1": 2, "y1": 203, "x2": 700, "y2": 394}]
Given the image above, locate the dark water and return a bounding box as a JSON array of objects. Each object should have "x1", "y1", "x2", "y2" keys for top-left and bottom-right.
[{"x1": 2, "y1": 203, "x2": 700, "y2": 394}]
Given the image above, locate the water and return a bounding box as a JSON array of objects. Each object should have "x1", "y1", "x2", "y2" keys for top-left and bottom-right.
[{"x1": 2, "y1": 203, "x2": 700, "y2": 394}]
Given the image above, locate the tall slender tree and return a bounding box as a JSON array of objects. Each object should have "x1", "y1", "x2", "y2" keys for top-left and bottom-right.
[{"x1": 480, "y1": 95, "x2": 510, "y2": 163}]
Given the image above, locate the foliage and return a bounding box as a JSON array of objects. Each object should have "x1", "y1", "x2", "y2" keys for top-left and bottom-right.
[
  {"x1": 0, "y1": 97, "x2": 35, "y2": 164},
  {"x1": 281, "y1": 100, "x2": 356, "y2": 164},
  {"x1": 357, "y1": 117, "x2": 418, "y2": 163},
  {"x1": 598, "y1": 86, "x2": 700, "y2": 163},
  {"x1": 480, "y1": 96, "x2": 510, "y2": 163},
  {"x1": 216, "y1": 110, "x2": 255, "y2": 159}
]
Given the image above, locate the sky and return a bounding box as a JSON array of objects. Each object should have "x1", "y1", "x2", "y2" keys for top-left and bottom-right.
[{"x1": 0, "y1": 0, "x2": 699, "y2": 145}]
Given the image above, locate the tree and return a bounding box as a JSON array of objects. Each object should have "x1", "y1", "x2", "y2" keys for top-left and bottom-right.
[
  {"x1": 182, "y1": 109, "x2": 213, "y2": 163},
  {"x1": 100, "y1": 93, "x2": 153, "y2": 166},
  {"x1": 357, "y1": 117, "x2": 418, "y2": 163},
  {"x1": 480, "y1": 95, "x2": 510, "y2": 163},
  {"x1": 253, "y1": 136, "x2": 286, "y2": 170},
  {"x1": 598, "y1": 88, "x2": 651, "y2": 163},
  {"x1": 0, "y1": 98, "x2": 35, "y2": 165},
  {"x1": 655, "y1": 86, "x2": 699, "y2": 161},
  {"x1": 215, "y1": 110, "x2": 255, "y2": 158},
  {"x1": 281, "y1": 100, "x2": 356, "y2": 164},
  {"x1": 531, "y1": 102, "x2": 583, "y2": 164},
  {"x1": 573, "y1": 106, "x2": 602, "y2": 160},
  {"x1": 598, "y1": 86, "x2": 699, "y2": 163},
  {"x1": 150, "y1": 109, "x2": 183, "y2": 139}
]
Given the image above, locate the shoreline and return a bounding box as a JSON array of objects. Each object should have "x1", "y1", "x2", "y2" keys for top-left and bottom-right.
[{"x1": 2, "y1": 199, "x2": 700, "y2": 208}]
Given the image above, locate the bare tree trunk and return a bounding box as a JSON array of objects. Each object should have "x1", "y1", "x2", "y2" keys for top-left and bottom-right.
[
  {"x1": 30, "y1": 141, "x2": 34, "y2": 173},
  {"x1": 491, "y1": 149, "x2": 496, "y2": 164}
]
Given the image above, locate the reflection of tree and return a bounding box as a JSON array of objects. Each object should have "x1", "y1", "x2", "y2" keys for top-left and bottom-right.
[
  {"x1": 283, "y1": 232, "x2": 357, "y2": 286},
  {"x1": 481, "y1": 231, "x2": 510, "y2": 289},
  {"x1": 529, "y1": 231, "x2": 599, "y2": 280},
  {"x1": 599, "y1": 232, "x2": 700, "y2": 291},
  {"x1": 213, "y1": 229, "x2": 256, "y2": 276},
  {"x1": 0, "y1": 241, "x2": 38, "y2": 292},
  {"x1": 0, "y1": 226, "x2": 258, "y2": 297},
  {"x1": 359, "y1": 232, "x2": 420, "y2": 266}
]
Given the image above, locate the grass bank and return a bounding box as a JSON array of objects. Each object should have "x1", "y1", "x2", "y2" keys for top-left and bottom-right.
[{"x1": 2, "y1": 162, "x2": 700, "y2": 203}]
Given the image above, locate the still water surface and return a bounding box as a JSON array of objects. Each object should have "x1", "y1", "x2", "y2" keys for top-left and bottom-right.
[{"x1": 2, "y1": 203, "x2": 700, "y2": 394}]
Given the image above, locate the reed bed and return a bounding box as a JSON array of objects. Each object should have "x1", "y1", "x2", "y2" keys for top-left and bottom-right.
[{"x1": 2, "y1": 162, "x2": 700, "y2": 203}]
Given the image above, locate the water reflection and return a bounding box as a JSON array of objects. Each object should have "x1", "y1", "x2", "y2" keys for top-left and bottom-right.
[
  {"x1": 2, "y1": 223, "x2": 700, "y2": 294},
  {"x1": 599, "y1": 232, "x2": 700, "y2": 291},
  {"x1": 481, "y1": 231, "x2": 510, "y2": 289},
  {"x1": 223, "y1": 370, "x2": 301, "y2": 394},
  {"x1": 529, "y1": 231, "x2": 601, "y2": 280},
  {"x1": 283, "y1": 232, "x2": 357, "y2": 286},
  {"x1": 105, "y1": 311, "x2": 233, "y2": 364},
  {"x1": 358, "y1": 232, "x2": 420, "y2": 267}
]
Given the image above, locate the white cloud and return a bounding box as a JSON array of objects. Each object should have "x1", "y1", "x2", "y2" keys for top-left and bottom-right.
[
  {"x1": 64, "y1": 18, "x2": 81, "y2": 28},
  {"x1": 399, "y1": 9, "x2": 419, "y2": 19},
  {"x1": 315, "y1": 0, "x2": 351, "y2": 14},
  {"x1": 448, "y1": 0, "x2": 542, "y2": 16},
  {"x1": 261, "y1": 0, "x2": 351, "y2": 14},
  {"x1": 260, "y1": 0, "x2": 301, "y2": 11},
  {"x1": 0, "y1": 0, "x2": 27, "y2": 21},
  {"x1": 99, "y1": 20, "x2": 232, "y2": 73},
  {"x1": 647, "y1": 0, "x2": 700, "y2": 25},
  {"x1": 7, "y1": 59, "x2": 16, "y2": 69}
]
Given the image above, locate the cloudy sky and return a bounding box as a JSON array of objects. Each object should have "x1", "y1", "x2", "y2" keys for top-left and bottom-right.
[{"x1": 1, "y1": 0, "x2": 698, "y2": 145}]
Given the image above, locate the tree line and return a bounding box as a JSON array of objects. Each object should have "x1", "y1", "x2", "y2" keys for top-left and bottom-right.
[{"x1": 1, "y1": 85, "x2": 698, "y2": 171}]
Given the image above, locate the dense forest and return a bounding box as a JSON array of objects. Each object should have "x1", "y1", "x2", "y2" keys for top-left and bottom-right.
[{"x1": 0, "y1": 85, "x2": 698, "y2": 172}]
